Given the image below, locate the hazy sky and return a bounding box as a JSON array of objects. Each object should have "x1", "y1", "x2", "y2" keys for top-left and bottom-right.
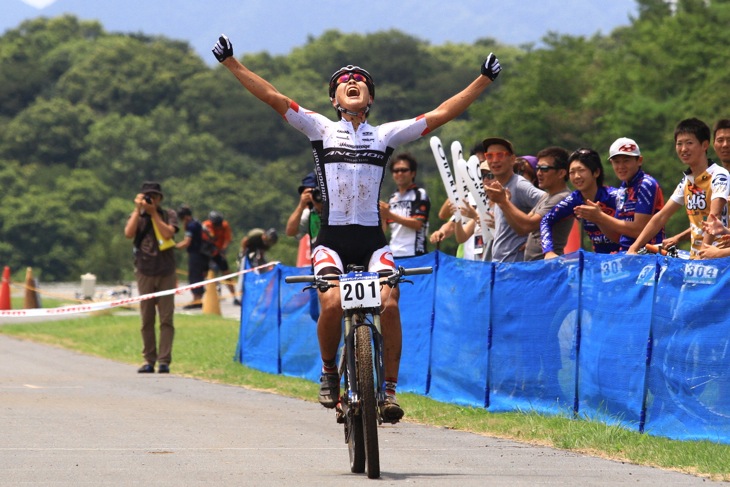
[{"x1": 12, "y1": 0, "x2": 639, "y2": 63}]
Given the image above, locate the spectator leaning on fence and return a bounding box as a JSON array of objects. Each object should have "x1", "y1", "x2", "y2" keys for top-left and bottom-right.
[
  {"x1": 478, "y1": 137, "x2": 545, "y2": 262},
  {"x1": 486, "y1": 146, "x2": 571, "y2": 261},
  {"x1": 574, "y1": 137, "x2": 665, "y2": 252},
  {"x1": 541, "y1": 148, "x2": 621, "y2": 258},
  {"x1": 628, "y1": 118, "x2": 730, "y2": 258}
]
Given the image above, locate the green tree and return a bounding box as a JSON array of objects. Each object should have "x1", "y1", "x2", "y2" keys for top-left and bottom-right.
[
  {"x1": 0, "y1": 15, "x2": 104, "y2": 117},
  {"x1": 56, "y1": 35, "x2": 206, "y2": 116},
  {"x1": 2, "y1": 98, "x2": 95, "y2": 166}
]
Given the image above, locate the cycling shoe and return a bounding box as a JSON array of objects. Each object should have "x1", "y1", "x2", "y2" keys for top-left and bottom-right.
[
  {"x1": 318, "y1": 373, "x2": 340, "y2": 409},
  {"x1": 381, "y1": 395, "x2": 404, "y2": 424}
]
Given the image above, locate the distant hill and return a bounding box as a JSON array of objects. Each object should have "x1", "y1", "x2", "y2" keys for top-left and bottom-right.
[{"x1": 4, "y1": 0, "x2": 638, "y2": 63}]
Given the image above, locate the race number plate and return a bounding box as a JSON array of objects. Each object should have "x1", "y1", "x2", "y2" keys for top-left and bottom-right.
[{"x1": 339, "y1": 272, "x2": 381, "y2": 310}]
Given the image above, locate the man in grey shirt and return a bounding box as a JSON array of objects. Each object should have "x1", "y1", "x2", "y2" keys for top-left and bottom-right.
[
  {"x1": 486, "y1": 146, "x2": 572, "y2": 261},
  {"x1": 481, "y1": 137, "x2": 545, "y2": 262}
]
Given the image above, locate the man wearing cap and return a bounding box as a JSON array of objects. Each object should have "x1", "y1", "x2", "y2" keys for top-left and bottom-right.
[
  {"x1": 240, "y1": 227, "x2": 278, "y2": 267},
  {"x1": 286, "y1": 171, "x2": 323, "y2": 246},
  {"x1": 574, "y1": 137, "x2": 665, "y2": 251},
  {"x1": 478, "y1": 137, "x2": 544, "y2": 262},
  {"x1": 514, "y1": 155, "x2": 538, "y2": 187},
  {"x1": 124, "y1": 181, "x2": 179, "y2": 374}
]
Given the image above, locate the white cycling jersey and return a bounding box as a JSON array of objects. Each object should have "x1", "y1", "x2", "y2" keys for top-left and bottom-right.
[{"x1": 285, "y1": 102, "x2": 430, "y2": 227}]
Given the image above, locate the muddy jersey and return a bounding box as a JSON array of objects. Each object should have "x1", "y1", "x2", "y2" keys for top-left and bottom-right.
[
  {"x1": 284, "y1": 102, "x2": 430, "y2": 228},
  {"x1": 541, "y1": 186, "x2": 620, "y2": 254},
  {"x1": 669, "y1": 162, "x2": 730, "y2": 258}
]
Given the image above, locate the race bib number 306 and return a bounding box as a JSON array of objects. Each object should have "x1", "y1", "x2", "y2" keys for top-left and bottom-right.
[{"x1": 339, "y1": 272, "x2": 381, "y2": 309}]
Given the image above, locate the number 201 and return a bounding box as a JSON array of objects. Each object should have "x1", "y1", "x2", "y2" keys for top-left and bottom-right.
[{"x1": 343, "y1": 281, "x2": 377, "y2": 301}]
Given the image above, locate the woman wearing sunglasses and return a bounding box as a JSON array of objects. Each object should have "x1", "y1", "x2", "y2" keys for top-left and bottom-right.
[
  {"x1": 541, "y1": 148, "x2": 621, "y2": 258},
  {"x1": 212, "y1": 34, "x2": 501, "y2": 422}
]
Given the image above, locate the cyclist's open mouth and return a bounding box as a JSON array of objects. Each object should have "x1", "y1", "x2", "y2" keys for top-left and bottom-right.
[{"x1": 346, "y1": 86, "x2": 359, "y2": 97}]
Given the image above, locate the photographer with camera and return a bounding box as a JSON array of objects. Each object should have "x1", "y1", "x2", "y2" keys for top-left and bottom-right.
[
  {"x1": 286, "y1": 172, "x2": 323, "y2": 266},
  {"x1": 124, "y1": 181, "x2": 179, "y2": 374}
]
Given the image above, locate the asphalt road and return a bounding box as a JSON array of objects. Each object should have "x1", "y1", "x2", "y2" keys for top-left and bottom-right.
[{"x1": 0, "y1": 334, "x2": 714, "y2": 486}]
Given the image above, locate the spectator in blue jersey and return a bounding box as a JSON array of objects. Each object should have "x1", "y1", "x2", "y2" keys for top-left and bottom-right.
[
  {"x1": 541, "y1": 148, "x2": 620, "y2": 258},
  {"x1": 380, "y1": 153, "x2": 430, "y2": 258},
  {"x1": 574, "y1": 137, "x2": 665, "y2": 251},
  {"x1": 175, "y1": 205, "x2": 209, "y2": 309}
]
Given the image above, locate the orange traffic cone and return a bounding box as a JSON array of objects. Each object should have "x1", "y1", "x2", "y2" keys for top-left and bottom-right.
[
  {"x1": 202, "y1": 270, "x2": 221, "y2": 316},
  {"x1": 24, "y1": 267, "x2": 40, "y2": 309},
  {"x1": 0, "y1": 266, "x2": 11, "y2": 310},
  {"x1": 564, "y1": 219, "x2": 582, "y2": 254}
]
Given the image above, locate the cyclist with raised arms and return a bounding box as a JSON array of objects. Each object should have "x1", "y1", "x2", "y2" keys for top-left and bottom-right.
[{"x1": 212, "y1": 34, "x2": 501, "y2": 423}]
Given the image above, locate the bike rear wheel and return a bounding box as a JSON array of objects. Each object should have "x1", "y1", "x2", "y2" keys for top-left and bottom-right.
[
  {"x1": 346, "y1": 402, "x2": 365, "y2": 473},
  {"x1": 355, "y1": 324, "x2": 380, "y2": 479}
]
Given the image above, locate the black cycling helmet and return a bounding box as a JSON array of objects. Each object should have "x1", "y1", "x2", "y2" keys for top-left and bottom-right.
[
  {"x1": 328, "y1": 65, "x2": 375, "y2": 101},
  {"x1": 208, "y1": 210, "x2": 224, "y2": 226}
]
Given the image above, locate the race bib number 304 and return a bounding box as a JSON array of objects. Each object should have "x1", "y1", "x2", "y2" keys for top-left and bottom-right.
[
  {"x1": 683, "y1": 262, "x2": 719, "y2": 285},
  {"x1": 339, "y1": 272, "x2": 381, "y2": 309}
]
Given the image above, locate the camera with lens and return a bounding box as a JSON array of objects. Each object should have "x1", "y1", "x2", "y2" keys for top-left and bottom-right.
[
  {"x1": 143, "y1": 194, "x2": 152, "y2": 204},
  {"x1": 311, "y1": 188, "x2": 322, "y2": 203}
]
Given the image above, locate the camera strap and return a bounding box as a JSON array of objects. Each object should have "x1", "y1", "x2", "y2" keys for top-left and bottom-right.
[{"x1": 133, "y1": 213, "x2": 154, "y2": 250}]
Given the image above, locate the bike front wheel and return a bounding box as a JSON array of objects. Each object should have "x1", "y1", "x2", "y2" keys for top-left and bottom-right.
[{"x1": 355, "y1": 324, "x2": 380, "y2": 479}]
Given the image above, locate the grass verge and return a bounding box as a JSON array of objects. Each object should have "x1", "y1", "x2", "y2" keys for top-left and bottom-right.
[{"x1": 1, "y1": 312, "x2": 728, "y2": 481}]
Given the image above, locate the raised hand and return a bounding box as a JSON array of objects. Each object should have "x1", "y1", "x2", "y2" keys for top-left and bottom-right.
[
  {"x1": 481, "y1": 53, "x2": 502, "y2": 81},
  {"x1": 212, "y1": 34, "x2": 233, "y2": 63},
  {"x1": 702, "y1": 213, "x2": 728, "y2": 237}
]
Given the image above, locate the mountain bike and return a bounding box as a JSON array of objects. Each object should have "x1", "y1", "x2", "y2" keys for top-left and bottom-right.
[{"x1": 285, "y1": 265, "x2": 432, "y2": 479}]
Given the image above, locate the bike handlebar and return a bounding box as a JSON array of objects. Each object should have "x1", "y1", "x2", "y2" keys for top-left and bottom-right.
[
  {"x1": 639, "y1": 243, "x2": 679, "y2": 257},
  {"x1": 284, "y1": 266, "x2": 433, "y2": 284}
]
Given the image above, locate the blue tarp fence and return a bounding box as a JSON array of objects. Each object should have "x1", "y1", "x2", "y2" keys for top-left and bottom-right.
[{"x1": 236, "y1": 250, "x2": 730, "y2": 444}]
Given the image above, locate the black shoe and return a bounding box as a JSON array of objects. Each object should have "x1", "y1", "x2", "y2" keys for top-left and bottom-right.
[
  {"x1": 381, "y1": 396, "x2": 404, "y2": 424},
  {"x1": 318, "y1": 373, "x2": 340, "y2": 409},
  {"x1": 137, "y1": 363, "x2": 154, "y2": 373},
  {"x1": 157, "y1": 364, "x2": 170, "y2": 374},
  {"x1": 183, "y1": 302, "x2": 203, "y2": 310}
]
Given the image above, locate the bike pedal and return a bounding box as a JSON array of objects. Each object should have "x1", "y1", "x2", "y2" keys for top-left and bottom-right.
[{"x1": 335, "y1": 402, "x2": 345, "y2": 424}]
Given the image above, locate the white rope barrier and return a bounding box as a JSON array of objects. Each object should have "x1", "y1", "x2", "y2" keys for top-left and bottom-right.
[{"x1": 0, "y1": 262, "x2": 278, "y2": 319}]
